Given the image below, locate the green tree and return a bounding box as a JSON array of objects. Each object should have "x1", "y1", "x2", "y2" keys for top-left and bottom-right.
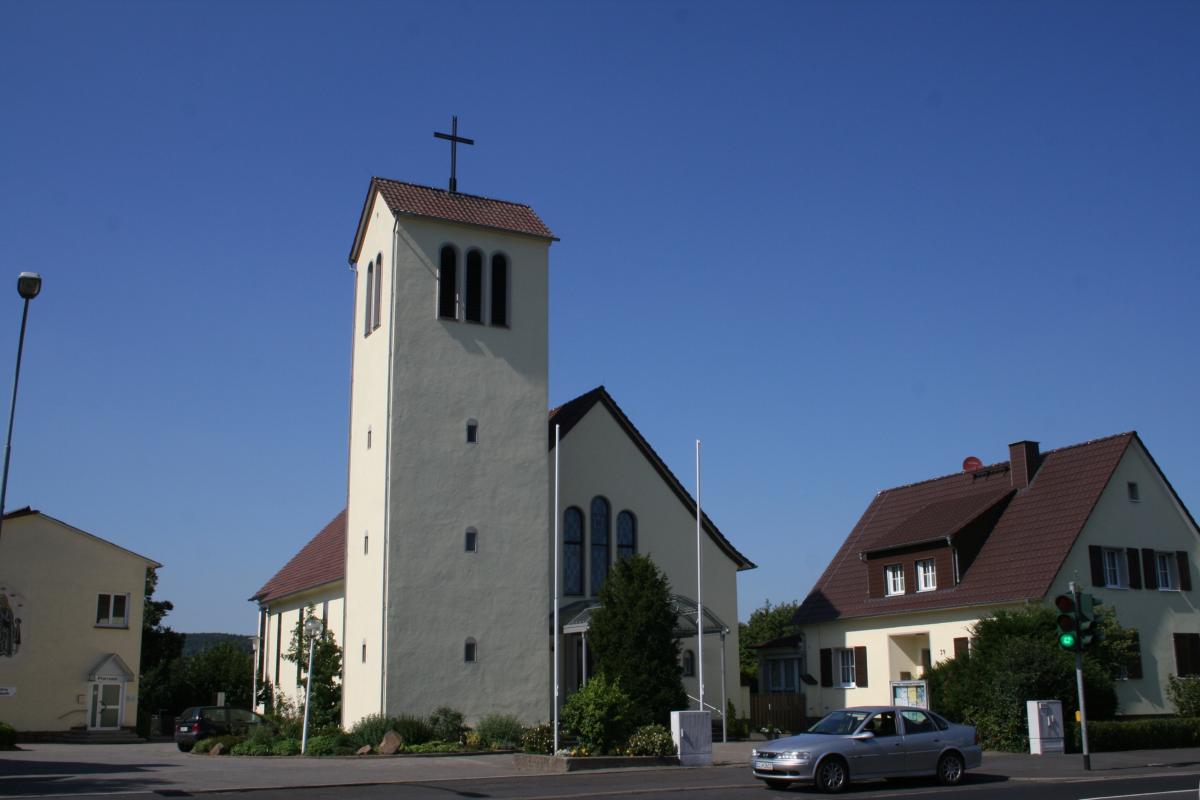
[
  {"x1": 926, "y1": 604, "x2": 1131, "y2": 751},
  {"x1": 184, "y1": 641, "x2": 254, "y2": 708},
  {"x1": 586, "y1": 555, "x2": 687, "y2": 727},
  {"x1": 738, "y1": 599, "x2": 800, "y2": 689},
  {"x1": 138, "y1": 568, "x2": 187, "y2": 715},
  {"x1": 283, "y1": 609, "x2": 343, "y2": 732}
]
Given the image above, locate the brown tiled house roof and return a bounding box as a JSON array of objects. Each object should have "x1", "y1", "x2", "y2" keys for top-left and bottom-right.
[
  {"x1": 349, "y1": 177, "x2": 556, "y2": 263},
  {"x1": 796, "y1": 432, "x2": 1142, "y2": 624},
  {"x1": 251, "y1": 510, "x2": 346, "y2": 603}
]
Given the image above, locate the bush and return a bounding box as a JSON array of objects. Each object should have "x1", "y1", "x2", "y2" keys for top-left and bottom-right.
[
  {"x1": 271, "y1": 738, "x2": 301, "y2": 756},
  {"x1": 230, "y1": 739, "x2": 273, "y2": 756},
  {"x1": 521, "y1": 723, "x2": 555, "y2": 755},
  {"x1": 348, "y1": 713, "x2": 397, "y2": 751},
  {"x1": 405, "y1": 740, "x2": 463, "y2": 753},
  {"x1": 561, "y1": 674, "x2": 635, "y2": 755},
  {"x1": 305, "y1": 732, "x2": 355, "y2": 756},
  {"x1": 1074, "y1": 718, "x2": 1200, "y2": 751},
  {"x1": 1167, "y1": 676, "x2": 1200, "y2": 716},
  {"x1": 626, "y1": 724, "x2": 675, "y2": 756},
  {"x1": 0, "y1": 721, "x2": 16, "y2": 750},
  {"x1": 475, "y1": 714, "x2": 524, "y2": 749},
  {"x1": 193, "y1": 735, "x2": 243, "y2": 754},
  {"x1": 393, "y1": 714, "x2": 434, "y2": 745},
  {"x1": 428, "y1": 707, "x2": 464, "y2": 743}
]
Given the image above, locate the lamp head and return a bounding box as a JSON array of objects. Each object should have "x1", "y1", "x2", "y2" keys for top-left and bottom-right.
[
  {"x1": 304, "y1": 618, "x2": 323, "y2": 636},
  {"x1": 17, "y1": 272, "x2": 41, "y2": 300}
]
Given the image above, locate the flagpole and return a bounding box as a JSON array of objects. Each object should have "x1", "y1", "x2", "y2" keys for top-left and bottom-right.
[
  {"x1": 696, "y1": 439, "x2": 704, "y2": 713},
  {"x1": 553, "y1": 423, "x2": 561, "y2": 754}
]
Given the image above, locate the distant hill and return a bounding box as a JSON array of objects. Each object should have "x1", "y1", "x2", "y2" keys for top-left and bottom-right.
[{"x1": 181, "y1": 632, "x2": 253, "y2": 658}]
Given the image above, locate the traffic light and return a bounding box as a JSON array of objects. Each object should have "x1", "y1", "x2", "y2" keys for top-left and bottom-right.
[
  {"x1": 1077, "y1": 593, "x2": 1104, "y2": 650},
  {"x1": 1054, "y1": 594, "x2": 1079, "y2": 650}
]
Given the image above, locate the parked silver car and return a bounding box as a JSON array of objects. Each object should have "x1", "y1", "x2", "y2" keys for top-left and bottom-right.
[{"x1": 750, "y1": 706, "x2": 982, "y2": 792}]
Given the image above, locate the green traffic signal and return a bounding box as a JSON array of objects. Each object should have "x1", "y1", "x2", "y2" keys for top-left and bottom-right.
[
  {"x1": 1059, "y1": 632, "x2": 1077, "y2": 648},
  {"x1": 1054, "y1": 594, "x2": 1079, "y2": 651}
]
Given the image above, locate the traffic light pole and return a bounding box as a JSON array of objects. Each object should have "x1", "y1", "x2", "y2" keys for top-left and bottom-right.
[{"x1": 1070, "y1": 582, "x2": 1091, "y2": 770}]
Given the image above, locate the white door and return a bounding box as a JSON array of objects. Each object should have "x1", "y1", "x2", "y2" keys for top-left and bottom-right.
[{"x1": 88, "y1": 681, "x2": 124, "y2": 730}]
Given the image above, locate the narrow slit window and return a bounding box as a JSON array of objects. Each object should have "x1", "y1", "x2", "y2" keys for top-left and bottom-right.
[
  {"x1": 464, "y1": 638, "x2": 477, "y2": 663},
  {"x1": 465, "y1": 249, "x2": 483, "y2": 323},
  {"x1": 372, "y1": 254, "x2": 383, "y2": 331},
  {"x1": 367, "y1": 426, "x2": 372, "y2": 449},
  {"x1": 363, "y1": 533, "x2": 369, "y2": 555},
  {"x1": 361, "y1": 640, "x2": 367, "y2": 663},
  {"x1": 438, "y1": 245, "x2": 458, "y2": 320},
  {"x1": 466, "y1": 419, "x2": 478, "y2": 444},
  {"x1": 364, "y1": 260, "x2": 375, "y2": 336},
  {"x1": 1128, "y1": 482, "x2": 1140, "y2": 502},
  {"x1": 465, "y1": 528, "x2": 478, "y2": 552},
  {"x1": 490, "y1": 253, "x2": 509, "y2": 327}
]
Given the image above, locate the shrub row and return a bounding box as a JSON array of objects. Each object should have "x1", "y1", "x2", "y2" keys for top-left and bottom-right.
[
  {"x1": 1073, "y1": 717, "x2": 1200, "y2": 752},
  {"x1": 0, "y1": 721, "x2": 16, "y2": 750}
]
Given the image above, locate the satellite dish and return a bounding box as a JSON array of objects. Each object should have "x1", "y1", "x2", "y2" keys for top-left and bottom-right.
[{"x1": 963, "y1": 456, "x2": 983, "y2": 473}]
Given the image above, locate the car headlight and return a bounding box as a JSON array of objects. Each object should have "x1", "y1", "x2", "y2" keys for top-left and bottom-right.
[
  {"x1": 780, "y1": 751, "x2": 811, "y2": 763},
  {"x1": 751, "y1": 748, "x2": 759, "y2": 758}
]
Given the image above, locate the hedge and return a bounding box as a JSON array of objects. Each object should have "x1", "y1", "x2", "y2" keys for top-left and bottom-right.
[{"x1": 1073, "y1": 718, "x2": 1200, "y2": 752}]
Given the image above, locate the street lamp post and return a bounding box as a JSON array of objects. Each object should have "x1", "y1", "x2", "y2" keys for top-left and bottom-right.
[
  {"x1": 250, "y1": 636, "x2": 259, "y2": 713},
  {"x1": 300, "y1": 617, "x2": 323, "y2": 754},
  {"x1": 0, "y1": 272, "x2": 43, "y2": 545}
]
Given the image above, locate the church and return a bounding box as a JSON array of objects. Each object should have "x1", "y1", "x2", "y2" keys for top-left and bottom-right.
[{"x1": 252, "y1": 166, "x2": 755, "y2": 729}]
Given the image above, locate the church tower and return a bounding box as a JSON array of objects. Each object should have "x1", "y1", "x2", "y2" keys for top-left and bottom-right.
[{"x1": 342, "y1": 177, "x2": 556, "y2": 725}]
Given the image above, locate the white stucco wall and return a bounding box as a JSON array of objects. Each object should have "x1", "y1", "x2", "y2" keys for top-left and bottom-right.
[
  {"x1": 258, "y1": 587, "x2": 345, "y2": 711},
  {"x1": 554, "y1": 401, "x2": 745, "y2": 717},
  {"x1": 378, "y1": 216, "x2": 551, "y2": 725},
  {"x1": 1050, "y1": 438, "x2": 1200, "y2": 716},
  {"x1": 342, "y1": 191, "x2": 394, "y2": 726},
  {"x1": 0, "y1": 513, "x2": 154, "y2": 731}
]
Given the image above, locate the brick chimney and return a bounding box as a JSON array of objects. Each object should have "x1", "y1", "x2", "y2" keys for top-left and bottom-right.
[{"x1": 1009, "y1": 440, "x2": 1041, "y2": 489}]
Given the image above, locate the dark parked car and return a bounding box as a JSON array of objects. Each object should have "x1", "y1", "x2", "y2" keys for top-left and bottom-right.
[
  {"x1": 174, "y1": 706, "x2": 269, "y2": 751},
  {"x1": 751, "y1": 706, "x2": 982, "y2": 792}
]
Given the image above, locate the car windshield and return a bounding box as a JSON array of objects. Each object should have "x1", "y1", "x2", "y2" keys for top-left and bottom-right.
[{"x1": 806, "y1": 710, "x2": 871, "y2": 735}]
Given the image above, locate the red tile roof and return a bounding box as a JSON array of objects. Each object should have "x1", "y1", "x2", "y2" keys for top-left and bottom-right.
[
  {"x1": 349, "y1": 177, "x2": 556, "y2": 264},
  {"x1": 251, "y1": 510, "x2": 346, "y2": 604},
  {"x1": 796, "y1": 433, "x2": 1137, "y2": 624}
]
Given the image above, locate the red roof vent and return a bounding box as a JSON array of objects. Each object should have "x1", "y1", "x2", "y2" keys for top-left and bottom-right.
[{"x1": 962, "y1": 456, "x2": 983, "y2": 473}]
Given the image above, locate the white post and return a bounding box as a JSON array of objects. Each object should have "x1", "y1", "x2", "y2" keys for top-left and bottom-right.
[
  {"x1": 553, "y1": 423, "x2": 561, "y2": 754},
  {"x1": 300, "y1": 617, "x2": 322, "y2": 754},
  {"x1": 250, "y1": 635, "x2": 259, "y2": 714},
  {"x1": 696, "y1": 439, "x2": 704, "y2": 712},
  {"x1": 582, "y1": 633, "x2": 588, "y2": 686},
  {"x1": 720, "y1": 628, "x2": 728, "y2": 743}
]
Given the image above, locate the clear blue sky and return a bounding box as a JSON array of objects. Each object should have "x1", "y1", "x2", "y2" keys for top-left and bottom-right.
[{"x1": 2, "y1": 1, "x2": 1197, "y2": 634}]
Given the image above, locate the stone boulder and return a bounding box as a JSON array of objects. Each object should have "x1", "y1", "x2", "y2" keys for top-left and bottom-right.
[
  {"x1": 356, "y1": 745, "x2": 372, "y2": 755},
  {"x1": 210, "y1": 743, "x2": 225, "y2": 756},
  {"x1": 378, "y1": 730, "x2": 403, "y2": 755}
]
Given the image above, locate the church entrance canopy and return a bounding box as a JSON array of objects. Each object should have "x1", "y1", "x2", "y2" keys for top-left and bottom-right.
[{"x1": 558, "y1": 593, "x2": 729, "y2": 637}]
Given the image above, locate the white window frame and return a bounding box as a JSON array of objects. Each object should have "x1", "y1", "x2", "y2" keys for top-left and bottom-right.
[
  {"x1": 885, "y1": 564, "x2": 905, "y2": 596},
  {"x1": 836, "y1": 648, "x2": 857, "y2": 688},
  {"x1": 95, "y1": 592, "x2": 130, "y2": 628},
  {"x1": 1102, "y1": 548, "x2": 1127, "y2": 588},
  {"x1": 916, "y1": 559, "x2": 936, "y2": 592},
  {"x1": 1157, "y1": 552, "x2": 1179, "y2": 591}
]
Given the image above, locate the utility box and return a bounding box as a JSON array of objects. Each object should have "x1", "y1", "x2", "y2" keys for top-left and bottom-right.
[
  {"x1": 671, "y1": 710, "x2": 712, "y2": 766},
  {"x1": 1027, "y1": 699, "x2": 1064, "y2": 754}
]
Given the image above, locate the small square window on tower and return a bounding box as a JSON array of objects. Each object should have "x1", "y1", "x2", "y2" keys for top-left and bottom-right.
[{"x1": 465, "y1": 528, "x2": 478, "y2": 552}]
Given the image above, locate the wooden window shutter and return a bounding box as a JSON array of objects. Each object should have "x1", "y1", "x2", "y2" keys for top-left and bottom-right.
[
  {"x1": 854, "y1": 646, "x2": 868, "y2": 688},
  {"x1": 1178, "y1": 552, "x2": 1193, "y2": 591},
  {"x1": 1143, "y1": 548, "x2": 1159, "y2": 590},
  {"x1": 819, "y1": 648, "x2": 833, "y2": 687},
  {"x1": 953, "y1": 637, "x2": 969, "y2": 659},
  {"x1": 1127, "y1": 631, "x2": 1143, "y2": 680},
  {"x1": 1175, "y1": 633, "x2": 1200, "y2": 677},
  {"x1": 1089, "y1": 545, "x2": 1105, "y2": 587},
  {"x1": 1126, "y1": 549, "x2": 1142, "y2": 590}
]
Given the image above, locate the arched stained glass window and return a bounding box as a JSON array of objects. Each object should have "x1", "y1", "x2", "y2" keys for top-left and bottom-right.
[
  {"x1": 591, "y1": 497, "x2": 610, "y2": 594},
  {"x1": 564, "y1": 507, "x2": 584, "y2": 596},
  {"x1": 617, "y1": 511, "x2": 636, "y2": 559},
  {"x1": 438, "y1": 245, "x2": 458, "y2": 320},
  {"x1": 465, "y1": 249, "x2": 483, "y2": 323},
  {"x1": 490, "y1": 253, "x2": 509, "y2": 327}
]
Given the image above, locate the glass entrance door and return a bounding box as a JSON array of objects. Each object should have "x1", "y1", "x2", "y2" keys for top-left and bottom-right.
[{"x1": 89, "y1": 682, "x2": 123, "y2": 729}]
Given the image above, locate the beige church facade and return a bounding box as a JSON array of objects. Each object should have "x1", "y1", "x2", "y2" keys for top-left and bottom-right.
[
  {"x1": 254, "y1": 178, "x2": 754, "y2": 726},
  {"x1": 756, "y1": 433, "x2": 1200, "y2": 722},
  {"x1": 0, "y1": 508, "x2": 158, "y2": 735}
]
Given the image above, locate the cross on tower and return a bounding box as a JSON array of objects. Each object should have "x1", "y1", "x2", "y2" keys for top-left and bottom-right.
[{"x1": 433, "y1": 115, "x2": 475, "y2": 194}]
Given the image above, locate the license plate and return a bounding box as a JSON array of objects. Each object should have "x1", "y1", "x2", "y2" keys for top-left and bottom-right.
[
  {"x1": 756, "y1": 761, "x2": 774, "y2": 771},
  {"x1": 178, "y1": 726, "x2": 189, "y2": 732}
]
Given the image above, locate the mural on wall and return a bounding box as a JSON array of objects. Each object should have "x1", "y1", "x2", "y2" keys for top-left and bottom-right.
[{"x1": 0, "y1": 586, "x2": 26, "y2": 658}]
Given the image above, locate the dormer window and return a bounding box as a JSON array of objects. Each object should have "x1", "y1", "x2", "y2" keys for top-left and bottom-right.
[
  {"x1": 885, "y1": 564, "x2": 905, "y2": 596},
  {"x1": 916, "y1": 559, "x2": 936, "y2": 592}
]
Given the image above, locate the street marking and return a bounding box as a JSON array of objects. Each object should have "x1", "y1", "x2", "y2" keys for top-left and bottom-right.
[{"x1": 1078, "y1": 790, "x2": 1195, "y2": 800}]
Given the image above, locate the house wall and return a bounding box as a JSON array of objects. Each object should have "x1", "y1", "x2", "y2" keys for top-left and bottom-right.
[
  {"x1": 380, "y1": 215, "x2": 551, "y2": 725},
  {"x1": 800, "y1": 603, "x2": 1012, "y2": 718},
  {"x1": 343, "y1": 191, "x2": 394, "y2": 727},
  {"x1": 555, "y1": 403, "x2": 743, "y2": 717},
  {"x1": 258, "y1": 586, "x2": 345, "y2": 710},
  {"x1": 1049, "y1": 438, "x2": 1200, "y2": 716},
  {"x1": 0, "y1": 514, "x2": 152, "y2": 731}
]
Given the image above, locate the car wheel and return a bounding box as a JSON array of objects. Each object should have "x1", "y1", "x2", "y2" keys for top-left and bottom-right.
[
  {"x1": 177, "y1": 742, "x2": 192, "y2": 752},
  {"x1": 937, "y1": 752, "x2": 964, "y2": 786},
  {"x1": 763, "y1": 778, "x2": 790, "y2": 790},
  {"x1": 814, "y1": 756, "x2": 849, "y2": 793}
]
